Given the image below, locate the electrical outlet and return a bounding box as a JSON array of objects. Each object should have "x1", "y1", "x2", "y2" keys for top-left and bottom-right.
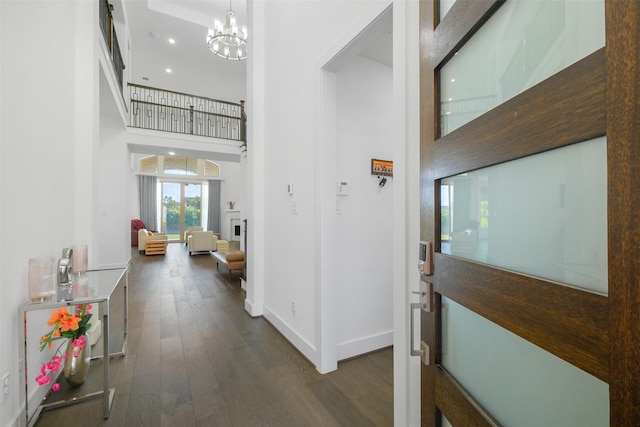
[
  {"x1": 291, "y1": 300, "x2": 296, "y2": 316},
  {"x1": 2, "y1": 372, "x2": 9, "y2": 403}
]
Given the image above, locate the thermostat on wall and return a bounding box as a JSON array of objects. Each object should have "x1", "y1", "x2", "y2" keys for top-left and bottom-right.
[{"x1": 337, "y1": 181, "x2": 348, "y2": 195}]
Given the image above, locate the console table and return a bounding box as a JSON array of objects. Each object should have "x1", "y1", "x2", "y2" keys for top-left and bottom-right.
[{"x1": 21, "y1": 267, "x2": 129, "y2": 427}]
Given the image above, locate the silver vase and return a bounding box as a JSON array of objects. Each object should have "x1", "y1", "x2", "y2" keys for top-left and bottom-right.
[{"x1": 63, "y1": 334, "x2": 91, "y2": 386}]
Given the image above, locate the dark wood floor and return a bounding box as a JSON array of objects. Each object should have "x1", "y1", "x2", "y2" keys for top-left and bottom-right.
[{"x1": 35, "y1": 243, "x2": 393, "y2": 426}]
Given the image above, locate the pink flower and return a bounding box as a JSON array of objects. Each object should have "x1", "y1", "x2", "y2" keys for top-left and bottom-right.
[
  {"x1": 35, "y1": 364, "x2": 51, "y2": 386},
  {"x1": 75, "y1": 304, "x2": 92, "y2": 315},
  {"x1": 52, "y1": 383, "x2": 60, "y2": 392},
  {"x1": 72, "y1": 335, "x2": 86, "y2": 349},
  {"x1": 36, "y1": 374, "x2": 51, "y2": 386}
]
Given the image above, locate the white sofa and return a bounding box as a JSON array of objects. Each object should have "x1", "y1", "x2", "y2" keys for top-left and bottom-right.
[
  {"x1": 187, "y1": 231, "x2": 218, "y2": 255},
  {"x1": 138, "y1": 229, "x2": 168, "y2": 255}
]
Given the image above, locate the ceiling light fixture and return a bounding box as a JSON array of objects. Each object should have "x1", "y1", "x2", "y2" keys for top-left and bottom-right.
[{"x1": 206, "y1": 0, "x2": 247, "y2": 61}]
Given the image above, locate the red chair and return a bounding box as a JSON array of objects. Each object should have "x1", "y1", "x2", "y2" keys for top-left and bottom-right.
[{"x1": 131, "y1": 219, "x2": 146, "y2": 247}]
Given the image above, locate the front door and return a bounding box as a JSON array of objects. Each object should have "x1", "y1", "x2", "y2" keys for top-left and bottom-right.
[{"x1": 419, "y1": 0, "x2": 640, "y2": 425}]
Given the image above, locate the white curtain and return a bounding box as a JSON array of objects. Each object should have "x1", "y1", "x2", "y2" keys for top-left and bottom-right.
[
  {"x1": 207, "y1": 180, "x2": 221, "y2": 233},
  {"x1": 138, "y1": 175, "x2": 158, "y2": 231}
]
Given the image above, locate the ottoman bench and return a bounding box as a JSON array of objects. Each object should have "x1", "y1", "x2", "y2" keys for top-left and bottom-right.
[{"x1": 212, "y1": 250, "x2": 245, "y2": 279}]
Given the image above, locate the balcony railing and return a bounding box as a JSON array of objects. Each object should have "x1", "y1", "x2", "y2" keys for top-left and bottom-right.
[
  {"x1": 129, "y1": 84, "x2": 247, "y2": 142},
  {"x1": 99, "y1": 0, "x2": 125, "y2": 90}
]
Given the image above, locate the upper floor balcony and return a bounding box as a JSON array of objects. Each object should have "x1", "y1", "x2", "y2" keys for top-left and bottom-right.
[
  {"x1": 98, "y1": 1, "x2": 246, "y2": 152},
  {"x1": 128, "y1": 84, "x2": 246, "y2": 144},
  {"x1": 100, "y1": 0, "x2": 125, "y2": 91}
]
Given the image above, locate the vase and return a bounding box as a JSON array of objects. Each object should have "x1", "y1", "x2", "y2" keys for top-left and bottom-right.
[{"x1": 63, "y1": 334, "x2": 91, "y2": 386}]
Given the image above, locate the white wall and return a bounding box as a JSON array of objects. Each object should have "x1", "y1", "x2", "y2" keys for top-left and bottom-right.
[
  {"x1": 98, "y1": 70, "x2": 131, "y2": 269},
  {"x1": 1, "y1": 3, "x2": 78, "y2": 424},
  {"x1": 247, "y1": 0, "x2": 393, "y2": 368},
  {"x1": 335, "y1": 56, "x2": 393, "y2": 360},
  {"x1": 248, "y1": 1, "x2": 421, "y2": 424},
  {"x1": 0, "y1": 2, "x2": 131, "y2": 425}
]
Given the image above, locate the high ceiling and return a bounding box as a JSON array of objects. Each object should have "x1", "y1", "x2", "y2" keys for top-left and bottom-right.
[
  {"x1": 117, "y1": 0, "x2": 391, "y2": 97},
  {"x1": 113, "y1": 0, "x2": 391, "y2": 160},
  {"x1": 118, "y1": 0, "x2": 248, "y2": 99}
]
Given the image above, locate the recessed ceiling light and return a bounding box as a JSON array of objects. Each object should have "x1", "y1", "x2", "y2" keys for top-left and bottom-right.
[
  {"x1": 168, "y1": 151, "x2": 176, "y2": 155},
  {"x1": 166, "y1": 68, "x2": 172, "y2": 73},
  {"x1": 149, "y1": 31, "x2": 160, "y2": 38},
  {"x1": 168, "y1": 38, "x2": 175, "y2": 44},
  {"x1": 451, "y1": 78, "x2": 456, "y2": 82}
]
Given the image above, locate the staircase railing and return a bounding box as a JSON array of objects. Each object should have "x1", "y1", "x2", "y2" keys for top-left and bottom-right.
[
  {"x1": 99, "y1": 0, "x2": 125, "y2": 90},
  {"x1": 129, "y1": 84, "x2": 246, "y2": 142}
]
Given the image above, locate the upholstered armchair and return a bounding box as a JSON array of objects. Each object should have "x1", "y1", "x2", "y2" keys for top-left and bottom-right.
[
  {"x1": 138, "y1": 229, "x2": 168, "y2": 255},
  {"x1": 187, "y1": 231, "x2": 218, "y2": 255},
  {"x1": 184, "y1": 227, "x2": 203, "y2": 245}
]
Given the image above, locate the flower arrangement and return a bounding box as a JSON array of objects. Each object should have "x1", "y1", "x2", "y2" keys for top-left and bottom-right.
[
  {"x1": 228, "y1": 200, "x2": 235, "y2": 209},
  {"x1": 36, "y1": 304, "x2": 92, "y2": 390}
]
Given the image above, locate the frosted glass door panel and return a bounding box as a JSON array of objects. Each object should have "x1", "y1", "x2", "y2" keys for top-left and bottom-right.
[
  {"x1": 440, "y1": 137, "x2": 607, "y2": 294},
  {"x1": 439, "y1": 0, "x2": 455, "y2": 21},
  {"x1": 442, "y1": 297, "x2": 609, "y2": 426},
  {"x1": 440, "y1": 0, "x2": 604, "y2": 135}
]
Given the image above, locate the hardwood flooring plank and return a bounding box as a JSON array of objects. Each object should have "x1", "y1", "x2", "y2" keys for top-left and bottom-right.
[
  {"x1": 125, "y1": 371, "x2": 162, "y2": 426},
  {"x1": 34, "y1": 243, "x2": 393, "y2": 426},
  {"x1": 307, "y1": 377, "x2": 379, "y2": 427}
]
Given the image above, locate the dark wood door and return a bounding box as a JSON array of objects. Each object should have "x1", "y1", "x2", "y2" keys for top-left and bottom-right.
[{"x1": 419, "y1": 0, "x2": 640, "y2": 425}]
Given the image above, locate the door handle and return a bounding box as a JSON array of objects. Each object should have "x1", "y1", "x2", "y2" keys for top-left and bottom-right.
[
  {"x1": 410, "y1": 302, "x2": 430, "y2": 365},
  {"x1": 410, "y1": 302, "x2": 424, "y2": 357},
  {"x1": 410, "y1": 280, "x2": 433, "y2": 365}
]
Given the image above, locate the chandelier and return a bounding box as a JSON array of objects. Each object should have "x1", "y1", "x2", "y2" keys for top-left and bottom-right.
[{"x1": 206, "y1": 0, "x2": 247, "y2": 61}]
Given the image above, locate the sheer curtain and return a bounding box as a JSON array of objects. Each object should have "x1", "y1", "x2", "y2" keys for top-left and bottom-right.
[
  {"x1": 208, "y1": 180, "x2": 221, "y2": 233},
  {"x1": 138, "y1": 175, "x2": 158, "y2": 231}
]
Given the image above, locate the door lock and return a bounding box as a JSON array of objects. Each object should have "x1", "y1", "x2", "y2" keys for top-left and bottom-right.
[{"x1": 419, "y1": 241, "x2": 433, "y2": 276}]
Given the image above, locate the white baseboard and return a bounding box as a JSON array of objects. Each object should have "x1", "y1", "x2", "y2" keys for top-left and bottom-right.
[
  {"x1": 262, "y1": 306, "x2": 318, "y2": 367},
  {"x1": 337, "y1": 330, "x2": 394, "y2": 361},
  {"x1": 240, "y1": 277, "x2": 247, "y2": 291},
  {"x1": 10, "y1": 403, "x2": 27, "y2": 427},
  {"x1": 244, "y1": 299, "x2": 263, "y2": 317}
]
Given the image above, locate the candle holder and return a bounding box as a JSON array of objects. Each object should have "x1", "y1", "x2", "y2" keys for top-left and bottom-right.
[
  {"x1": 72, "y1": 244, "x2": 88, "y2": 274},
  {"x1": 28, "y1": 258, "x2": 57, "y2": 302}
]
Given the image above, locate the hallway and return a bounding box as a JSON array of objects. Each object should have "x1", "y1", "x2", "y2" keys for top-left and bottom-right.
[{"x1": 35, "y1": 243, "x2": 393, "y2": 426}]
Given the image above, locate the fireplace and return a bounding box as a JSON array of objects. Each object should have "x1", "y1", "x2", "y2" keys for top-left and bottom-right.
[{"x1": 229, "y1": 216, "x2": 241, "y2": 241}]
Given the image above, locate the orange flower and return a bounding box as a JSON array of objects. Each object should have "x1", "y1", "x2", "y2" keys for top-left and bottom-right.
[
  {"x1": 53, "y1": 329, "x2": 60, "y2": 337},
  {"x1": 47, "y1": 307, "x2": 70, "y2": 326},
  {"x1": 59, "y1": 315, "x2": 81, "y2": 332}
]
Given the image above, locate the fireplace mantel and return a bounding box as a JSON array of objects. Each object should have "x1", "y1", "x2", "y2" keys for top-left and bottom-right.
[{"x1": 224, "y1": 210, "x2": 241, "y2": 241}]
